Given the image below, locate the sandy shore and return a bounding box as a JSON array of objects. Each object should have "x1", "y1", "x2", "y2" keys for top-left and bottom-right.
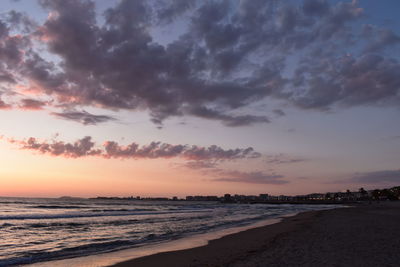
[{"x1": 109, "y1": 202, "x2": 400, "y2": 267}]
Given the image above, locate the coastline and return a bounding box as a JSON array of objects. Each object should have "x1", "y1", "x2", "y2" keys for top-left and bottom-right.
[
  {"x1": 26, "y1": 211, "x2": 293, "y2": 267},
  {"x1": 108, "y1": 209, "x2": 323, "y2": 267},
  {"x1": 109, "y1": 202, "x2": 400, "y2": 267}
]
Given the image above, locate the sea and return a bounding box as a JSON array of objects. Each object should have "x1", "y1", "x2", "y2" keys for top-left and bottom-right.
[{"x1": 0, "y1": 197, "x2": 338, "y2": 266}]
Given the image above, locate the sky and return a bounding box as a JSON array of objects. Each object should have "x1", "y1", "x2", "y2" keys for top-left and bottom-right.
[{"x1": 0, "y1": 0, "x2": 399, "y2": 198}]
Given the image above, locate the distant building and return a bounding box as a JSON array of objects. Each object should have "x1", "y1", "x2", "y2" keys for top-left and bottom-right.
[
  {"x1": 307, "y1": 193, "x2": 325, "y2": 200},
  {"x1": 223, "y1": 194, "x2": 233, "y2": 203}
]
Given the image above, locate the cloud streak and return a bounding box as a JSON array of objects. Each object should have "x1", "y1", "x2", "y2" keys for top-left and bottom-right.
[
  {"x1": 264, "y1": 154, "x2": 307, "y2": 165},
  {"x1": 6, "y1": 136, "x2": 261, "y2": 161},
  {"x1": 51, "y1": 110, "x2": 116, "y2": 125},
  {"x1": 351, "y1": 170, "x2": 400, "y2": 184},
  {"x1": 213, "y1": 170, "x2": 288, "y2": 185},
  {"x1": 19, "y1": 98, "x2": 47, "y2": 110}
]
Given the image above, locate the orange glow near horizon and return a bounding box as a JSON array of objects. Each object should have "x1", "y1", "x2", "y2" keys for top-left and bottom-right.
[{"x1": 0, "y1": 142, "x2": 304, "y2": 198}]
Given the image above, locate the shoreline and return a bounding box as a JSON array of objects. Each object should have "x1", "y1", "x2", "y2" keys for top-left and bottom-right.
[
  {"x1": 25, "y1": 206, "x2": 337, "y2": 267},
  {"x1": 109, "y1": 202, "x2": 400, "y2": 267},
  {"x1": 25, "y1": 212, "x2": 296, "y2": 267},
  {"x1": 108, "y1": 209, "x2": 324, "y2": 267}
]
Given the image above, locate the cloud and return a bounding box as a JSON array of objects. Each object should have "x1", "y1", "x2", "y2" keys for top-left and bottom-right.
[
  {"x1": 51, "y1": 110, "x2": 116, "y2": 125},
  {"x1": 0, "y1": 0, "x2": 398, "y2": 126},
  {"x1": 8, "y1": 136, "x2": 102, "y2": 158},
  {"x1": 103, "y1": 141, "x2": 261, "y2": 161},
  {"x1": 3, "y1": 10, "x2": 37, "y2": 33},
  {"x1": 264, "y1": 154, "x2": 307, "y2": 165},
  {"x1": 362, "y1": 25, "x2": 400, "y2": 52},
  {"x1": 180, "y1": 160, "x2": 218, "y2": 170},
  {"x1": 189, "y1": 106, "x2": 270, "y2": 127},
  {"x1": 0, "y1": 97, "x2": 11, "y2": 109},
  {"x1": 156, "y1": 0, "x2": 196, "y2": 24},
  {"x1": 213, "y1": 170, "x2": 288, "y2": 184},
  {"x1": 291, "y1": 54, "x2": 400, "y2": 110},
  {"x1": 272, "y1": 109, "x2": 286, "y2": 117},
  {"x1": 19, "y1": 98, "x2": 47, "y2": 110},
  {"x1": 351, "y1": 170, "x2": 400, "y2": 184},
  {"x1": 6, "y1": 135, "x2": 261, "y2": 162},
  {"x1": 302, "y1": 0, "x2": 330, "y2": 17},
  {"x1": 180, "y1": 153, "x2": 306, "y2": 170}
]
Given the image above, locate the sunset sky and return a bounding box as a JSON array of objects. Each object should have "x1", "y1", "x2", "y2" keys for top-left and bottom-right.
[{"x1": 0, "y1": 0, "x2": 399, "y2": 198}]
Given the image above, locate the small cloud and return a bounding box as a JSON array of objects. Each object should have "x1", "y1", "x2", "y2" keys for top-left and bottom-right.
[
  {"x1": 265, "y1": 154, "x2": 307, "y2": 165},
  {"x1": 182, "y1": 160, "x2": 218, "y2": 170},
  {"x1": 19, "y1": 98, "x2": 47, "y2": 110},
  {"x1": 189, "y1": 106, "x2": 270, "y2": 127},
  {"x1": 8, "y1": 136, "x2": 102, "y2": 158},
  {"x1": 51, "y1": 110, "x2": 116, "y2": 125},
  {"x1": 272, "y1": 109, "x2": 286, "y2": 117},
  {"x1": 213, "y1": 170, "x2": 288, "y2": 184},
  {"x1": 297, "y1": 176, "x2": 310, "y2": 180},
  {"x1": 0, "y1": 98, "x2": 11, "y2": 109}
]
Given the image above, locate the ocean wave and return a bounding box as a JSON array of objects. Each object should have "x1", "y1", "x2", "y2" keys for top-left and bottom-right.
[
  {"x1": 89, "y1": 208, "x2": 157, "y2": 212},
  {"x1": 0, "y1": 201, "x2": 27, "y2": 204},
  {"x1": 29, "y1": 205, "x2": 85, "y2": 209},
  {"x1": 27, "y1": 222, "x2": 85, "y2": 228},
  {"x1": 0, "y1": 235, "x2": 179, "y2": 266},
  {"x1": 0, "y1": 198, "x2": 339, "y2": 267},
  {"x1": 10, "y1": 214, "x2": 214, "y2": 231},
  {"x1": 0, "y1": 209, "x2": 208, "y2": 220},
  {"x1": 0, "y1": 240, "x2": 133, "y2": 266}
]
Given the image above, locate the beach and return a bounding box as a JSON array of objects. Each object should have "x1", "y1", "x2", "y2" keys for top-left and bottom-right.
[{"x1": 110, "y1": 202, "x2": 400, "y2": 267}]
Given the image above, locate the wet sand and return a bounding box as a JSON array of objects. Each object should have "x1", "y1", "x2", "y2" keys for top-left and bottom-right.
[{"x1": 109, "y1": 202, "x2": 400, "y2": 267}]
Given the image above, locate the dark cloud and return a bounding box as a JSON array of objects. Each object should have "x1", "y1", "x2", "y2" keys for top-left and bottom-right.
[
  {"x1": 291, "y1": 54, "x2": 400, "y2": 109},
  {"x1": 7, "y1": 135, "x2": 261, "y2": 161},
  {"x1": 0, "y1": 23, "x2": 29, "y2": 70},
  {"x1": 189, "y1": 106, "x2": 270, "y2": 127},
  {"x1": 302, "y1": 0, "x2": 330, "y2": 17},
  {"x1": 51, "y1": 110, "x2": 115, "y2": 125},
  {"x1": 156, "y1": 0, "x2": 196, "y2": 24},
  {"x1": 9, "y1": 136, "x2": 102, "y2": 158},
  {"x1": 104, "y1": 141, "x2": 260, "y2": 161},
  {"x1": 213, "y1": 170, "x2": 288, "y2": 184},
  {"x1": 362, "y1": 26, "x2": 400, "y2": 53},
  {"x1": 0, "y1": 0, "x2": 398, "y2": 126},
  {"x1": 272, "y1": 109, "x2": 285, "y2": 117},
  {"x1": 19, "y1": 98, "x2": 47, "y2": 110},
  {"x1": 0, "y1": 70, "x2": 16, "y2": 83},
  {"x1": 351, "y1": 170, "x2": 400, "y2": 184},
  {"x1": 3, "y1": 10, "x2": 37, "y2": 33},
  {"x1": 265, "y1": 154, "x2": 306, "y2": 165},
  {"x1": 316, "y1": 0, "x2": 363, "y2": 39}
]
